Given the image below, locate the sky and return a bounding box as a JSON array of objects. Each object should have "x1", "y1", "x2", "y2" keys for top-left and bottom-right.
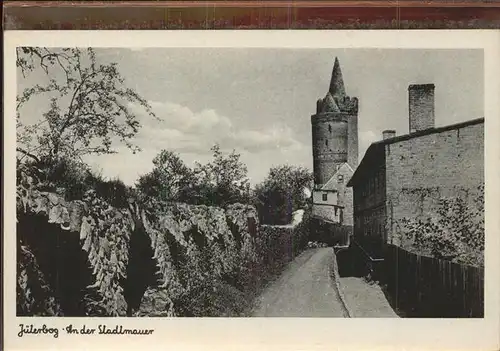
[{"x1": 17, "y1": 48, "x2": 484, "y2": 186}]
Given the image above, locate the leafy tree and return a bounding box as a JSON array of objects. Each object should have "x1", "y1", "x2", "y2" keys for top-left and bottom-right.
[
  {"x1": 136, "y1": 150, "x2": 196, "y2": 203},
  {"x1": 16, "y1": 47, "x2": 156, "y2": 163},
  {"x1": 255, "y1": 165, "x2": 313, "y2": 225},
  {"x1": 136, "y1": 145, "x2": 249, "y2": 207},
  {"x1": 193, "y1": 144, "x2": 250, "y2": 207},
  {"x1": 256, "y1": 186, "x2": 292, "y2": 225}
]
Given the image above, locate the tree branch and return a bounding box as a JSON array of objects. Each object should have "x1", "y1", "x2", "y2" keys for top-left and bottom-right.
[
  {"x1": 59, "y1": 70, "x2": 102, "y2": 136},
  {"x1": 16, "y1": 147, "x2": 41, "y2": 163}
]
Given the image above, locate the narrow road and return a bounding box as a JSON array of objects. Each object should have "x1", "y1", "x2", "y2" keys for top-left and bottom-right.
[{"x1": 252, "y1": 248, "x2": 349, "y2": 317}]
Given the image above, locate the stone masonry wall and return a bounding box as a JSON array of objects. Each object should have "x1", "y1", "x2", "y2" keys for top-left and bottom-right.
[
  {"x1": 347, "y1": 113, "x2": 359, "y2": 168},
  {"x1": 385, "y1": 122, "x2": 484, "y2": 245},
  {"x1": 311, "y1": 113, "x2": 348, "y2": 186},
  {"x1": 312, "y1": 203, "x2": 341, "y2": 223}
]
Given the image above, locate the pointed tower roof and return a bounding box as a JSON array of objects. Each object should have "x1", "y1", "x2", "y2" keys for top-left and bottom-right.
[
  {"x1": 328, "y1": 57, "x2": 346, "y2": 98},
  {"x1": 321, "y1": 92, "x2": 340, "y2": 113}
]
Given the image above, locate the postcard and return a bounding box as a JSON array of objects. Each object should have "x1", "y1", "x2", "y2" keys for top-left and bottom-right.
[{"x1": 4, "y1": 30, "x2": 500, "y2": 350}]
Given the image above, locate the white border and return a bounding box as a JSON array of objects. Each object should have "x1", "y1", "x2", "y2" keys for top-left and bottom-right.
[{"x1": 4, "y1": 30, "x2": 500, "y2": 351}]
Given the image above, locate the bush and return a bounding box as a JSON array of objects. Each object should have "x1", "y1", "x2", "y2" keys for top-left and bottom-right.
[
  {"x1": 254, "y1": 165, "x2": 313, "y2": 225},
  {"x1": 256, "y1": 207, "x2": 311, "y2": 281},
  {"x1": 18, "y1": 156, "x2": 132, "y2": 208},
  {"x1": 256, "y1": 187, "x2": 292, "y2": 225}
]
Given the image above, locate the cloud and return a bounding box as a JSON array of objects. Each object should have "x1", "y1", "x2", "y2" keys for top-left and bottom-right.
[
  {"x1": 84, "y1": 100, "x2": 306, "y2": 186},
  {"x1": 132, "y1": 100, "x2": 304, "y2": 155},
  {"x1": 231, "y1": 126, "x2": 303, "y2": 153}
]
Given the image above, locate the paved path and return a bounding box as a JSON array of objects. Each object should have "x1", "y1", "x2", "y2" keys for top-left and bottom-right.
[
  {"x1": 252, "y1": 248, "x2": 349, "y2": 317},
  {"x1": 339, "y1": 277, "x2": 399, "y2": 318}
]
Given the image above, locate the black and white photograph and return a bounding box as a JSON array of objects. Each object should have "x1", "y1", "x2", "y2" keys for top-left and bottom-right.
[
  {"x1": 4, "y1": 30, "x2": 499, "y2": 350},
  {"x1": 14, "y1": 45, "x2": 486, "y2": 318}
]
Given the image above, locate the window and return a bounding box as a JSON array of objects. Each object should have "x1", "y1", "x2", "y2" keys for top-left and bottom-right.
[
  {"x1": 338, "y1": 174, "x2": 344, "y2": 183},
  {"x1": 322, "y1": 193, "x2": 328, "y2": 201},
  {"x1": 325, "y1": 139, "x2": 328, "y2": 147},
  {"x1": 328, "y1": 124, "x2": 332, "y2": 133}
]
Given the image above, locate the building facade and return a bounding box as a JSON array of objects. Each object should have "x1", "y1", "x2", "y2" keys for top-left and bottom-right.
[
  {"x1": 347, "y1": 83, "x2": 484, "y2": 257},
  {"x1": 311, "y1": 57, "x2": 358, "y2": 226},
  {"x1": 311, "y1": 188, "x2": 342, "y2": 223}
]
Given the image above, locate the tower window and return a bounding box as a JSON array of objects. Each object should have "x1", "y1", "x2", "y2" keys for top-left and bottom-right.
[
  {"x1": 322, "y1": 193, "x2": 328, "y2": 201},
  {"x1": 325, "y1": 139, "x2": 328, "y2": 147},
  {"x1": 328, "y1": 124, "x2": 332, "y2": 133}
]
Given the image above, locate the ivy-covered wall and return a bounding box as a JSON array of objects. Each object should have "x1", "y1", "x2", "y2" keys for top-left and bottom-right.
[
  {"x1": 385, "y1": 121, "x2": 484, "y2": 247},
  {"x1": 16, "y1": 185, "x2": 311, "y2": 317}
]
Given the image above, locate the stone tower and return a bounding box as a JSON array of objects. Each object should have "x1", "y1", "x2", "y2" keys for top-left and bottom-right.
[{"x1": 311, "y1": 57, "x2": 359, "y2": 187}]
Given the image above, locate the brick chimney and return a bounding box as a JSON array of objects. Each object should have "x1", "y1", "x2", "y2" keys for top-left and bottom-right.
[
  {"x1": 408, "y1": 84, "x2": 435, "y2": 133},
  {"x1": 382, "y1": 130, "x2": 396, "y2": 140}
]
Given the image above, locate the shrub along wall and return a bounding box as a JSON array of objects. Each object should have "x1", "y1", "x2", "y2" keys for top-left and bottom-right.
[
  {"x1": 17, "y1": 189, "x2": 133, "y2": 316},
  {"x1": 16, "y1": 186, "x2": 312, "y2": 317},
  {"x1": 258, "y1": 214, "x2": 310, "y2": 282}
]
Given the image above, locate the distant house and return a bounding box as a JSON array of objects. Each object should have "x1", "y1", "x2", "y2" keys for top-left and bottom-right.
[
  {"x1": 312, "y1": 162, "x2": 353, "y2": 224},
  {"x1": 312, "y1": 186, "x2": 342, "y2": 223},
  {"x1": 347, "y1": 84, "x2": 484, "y2": 258}
]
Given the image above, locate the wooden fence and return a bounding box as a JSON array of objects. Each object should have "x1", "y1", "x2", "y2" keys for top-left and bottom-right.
[{"x1": 381, "y1": 244, "x2": 484, "y2": 318}]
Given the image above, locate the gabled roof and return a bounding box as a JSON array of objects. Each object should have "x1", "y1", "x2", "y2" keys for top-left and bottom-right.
[
  {"x1": 321, "y1": 162, "x2": 354, "y2": 191},
  {"x1": 347, "y1": 117, "x2": 484, "y2": 187}
]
